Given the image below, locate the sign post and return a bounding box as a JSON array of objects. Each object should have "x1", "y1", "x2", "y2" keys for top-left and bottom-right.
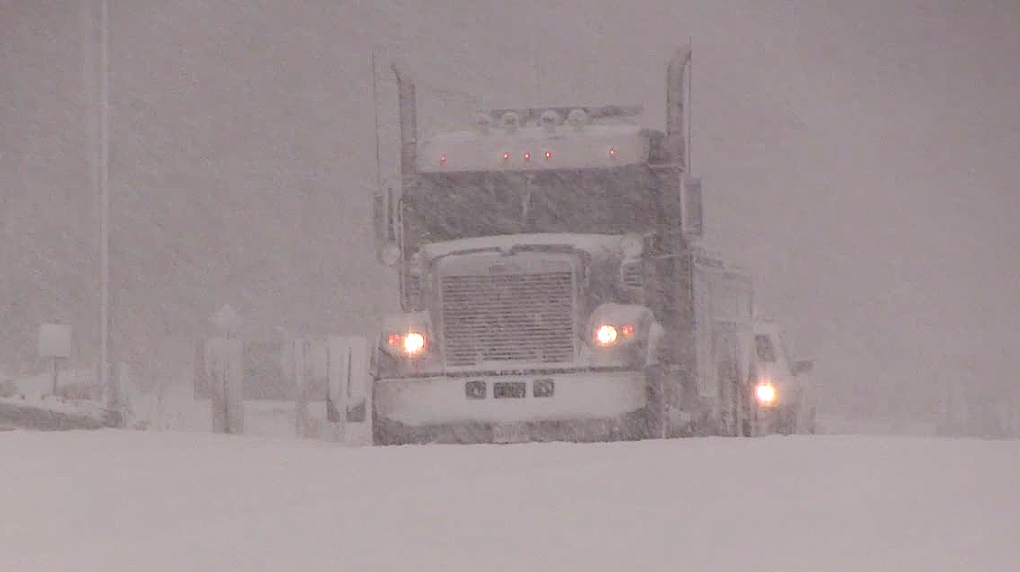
[
  {"x1": 38, "y1": 324, "x2": 72, "y2": 395},
  {"x1": 208, "y1": 304, "x2": 244, "y2": 435},
  {"x1": 292, "y1": 338, "x2": 308, "y2": 438},
  {"x1": 205, "y1": 337, "x2": 244, "y2": 434}
]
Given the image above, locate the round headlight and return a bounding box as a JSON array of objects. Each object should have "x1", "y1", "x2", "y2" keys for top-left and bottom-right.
[
  {"x1": 755, "y1": 383, "x2": 777, "y2": 406},
  {"x1": 403, "y1": 332, "x2": 426, "y2": 355},
  {"x1": 594, "y1": 324, "x2": 619, "y2": 347},
  {"x1": 386, "y1": 330, "x2": 428, "y2": 357}
]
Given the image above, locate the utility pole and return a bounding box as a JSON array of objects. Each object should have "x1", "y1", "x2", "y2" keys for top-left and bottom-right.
[{"x1": 98, "y1": 0, "x2": 115, "y2": 421}]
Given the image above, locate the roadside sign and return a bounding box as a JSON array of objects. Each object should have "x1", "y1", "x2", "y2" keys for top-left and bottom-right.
[{"x1": 38, "y1": 324, "x2": 72, "y2": 359}]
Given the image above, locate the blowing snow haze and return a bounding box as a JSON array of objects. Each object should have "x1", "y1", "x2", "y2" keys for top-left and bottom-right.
[{"x1": 2, "y1": 1, "x2": 1018, "y2": 426}]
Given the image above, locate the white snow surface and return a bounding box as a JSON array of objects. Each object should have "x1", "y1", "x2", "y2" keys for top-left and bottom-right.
[{"x1": 3, "y1": 430, "x2": 1017, "y2": 572}]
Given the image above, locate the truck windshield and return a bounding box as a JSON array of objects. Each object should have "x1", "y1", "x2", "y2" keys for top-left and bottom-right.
[{"x1": 403, "y1": 165, "x2": 671, "y2": 246}]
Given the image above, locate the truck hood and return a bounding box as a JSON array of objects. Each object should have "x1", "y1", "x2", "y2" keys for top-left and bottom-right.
[{"x1": 417, "y1": 233, "x2": 642, "y2": 264}]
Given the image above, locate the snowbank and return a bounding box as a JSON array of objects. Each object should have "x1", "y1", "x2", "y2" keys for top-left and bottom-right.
[
  {"x1": 0, "y1": 367, "x2": 115, "y2": 430},
  {"x1": 1, "y1": 430, "x2": 1017, "y2": 572}
]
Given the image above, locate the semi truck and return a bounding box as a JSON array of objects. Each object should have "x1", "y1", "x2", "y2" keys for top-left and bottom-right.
[{"x1": 368, "y1": 47, "x2": 761, "y2": 445}]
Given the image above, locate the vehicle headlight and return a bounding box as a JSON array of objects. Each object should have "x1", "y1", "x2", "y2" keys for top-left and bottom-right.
[
  {"x1": 594, "y1": 324, "x2": 618, "y2": 346},
  {"x1": 385, "y1": 330, "x2": 428, "y2": 357},
  {"x1": 754, "y1": 382, "x2": 777, "y2": 406},
  {"x1": 592, "y1": 323, "x2": 635, "y2": 347},
  {"x1": 586, "y1": 303, "x2": 650, "y2": 354}
]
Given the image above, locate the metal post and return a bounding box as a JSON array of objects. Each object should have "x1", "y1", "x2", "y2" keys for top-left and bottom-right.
[
  {"x1": 371, "y1": 47, "x2": 383, "y2": 194},
  {"x1": 98, "y1": 0, "x2": 112, "y2": 411},
  {"x1": 945, "y1": 378, "x2": 954, "y2": 435},
  {"x1": 529, "y1": 0, "x2": 540, "y2": 104},
  {"x1": 687, "y1": 37, "x2": 693, "y2": 174},
  {"x1": 293, "y1": 339, "x2": 303, "y2": 437}
]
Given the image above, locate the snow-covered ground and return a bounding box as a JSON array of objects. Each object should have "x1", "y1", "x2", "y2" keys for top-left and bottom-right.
[
  {"x1": 815, "y1": 413, "x2": 939, "y2": 437},
  {"x1": 2, "y1": 428, "x2": 1017, "y2": 572},
  {"x1": 0, "y1": 368, "x2": 113, "y2": 430}
]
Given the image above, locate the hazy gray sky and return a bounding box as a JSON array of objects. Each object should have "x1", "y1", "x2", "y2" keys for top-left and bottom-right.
[{"x1": 3, "y1": 0, "x2": 1017, "y2": 419}]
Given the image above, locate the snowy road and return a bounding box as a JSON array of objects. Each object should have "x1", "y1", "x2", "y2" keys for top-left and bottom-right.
[{"x1": 2, "y1": 430, "x2": 1018, "y2": 572}]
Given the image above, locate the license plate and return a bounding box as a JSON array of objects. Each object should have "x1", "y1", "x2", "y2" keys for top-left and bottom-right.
[
  {"x1": 493, "y1": 424, "x2": 528, "y2": 444},
  {"x1": 493, "y1": 381, "x2": 526, "y2": 399}
]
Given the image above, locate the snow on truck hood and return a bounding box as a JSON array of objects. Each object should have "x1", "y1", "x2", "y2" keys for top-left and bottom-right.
[{"x1": 418, "y1": 233, "x2": 641, "y2": 262}]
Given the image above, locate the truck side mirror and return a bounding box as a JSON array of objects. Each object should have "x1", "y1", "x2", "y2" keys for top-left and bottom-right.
[{"x1": 791, "y1": 359, "x2": 814, "y2": 376}]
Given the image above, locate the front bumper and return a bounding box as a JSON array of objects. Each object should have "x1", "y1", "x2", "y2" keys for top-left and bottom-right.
[{"x1": 374, "y1": 368, "x2": 647, "y2": 427}]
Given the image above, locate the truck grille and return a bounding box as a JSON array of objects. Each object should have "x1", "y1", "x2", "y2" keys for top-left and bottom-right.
[{"x1": 440, "y1": 271, "x2": 575, "y2": 367}]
